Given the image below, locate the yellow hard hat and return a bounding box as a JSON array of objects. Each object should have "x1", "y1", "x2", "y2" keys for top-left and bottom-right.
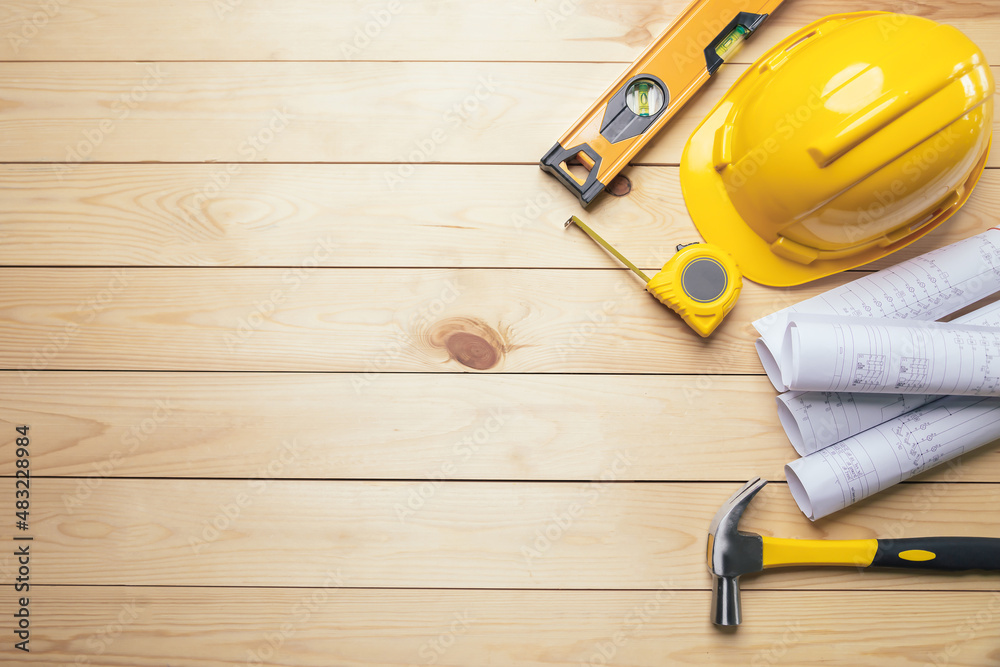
[{"x1": 680, "y1": 12, "x2": 994, "y2": 287}]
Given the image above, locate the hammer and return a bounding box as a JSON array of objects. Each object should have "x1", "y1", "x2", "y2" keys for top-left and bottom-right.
[{"x1": 707, "y1": 478, "x2": 1000, "y2": 626}]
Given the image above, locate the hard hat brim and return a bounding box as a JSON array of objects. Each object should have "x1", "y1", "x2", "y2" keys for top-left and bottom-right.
[{"x1": 680, "y1": 92, "x2": 991, "y2": 288}]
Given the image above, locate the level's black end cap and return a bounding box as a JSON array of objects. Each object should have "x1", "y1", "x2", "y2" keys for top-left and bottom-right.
[
  {"x1": 539, "y1": 142, "x2": 605, "y2": 207},
  {"x1": 704, "y1": 12, "x2": 770, "y2": 75}
]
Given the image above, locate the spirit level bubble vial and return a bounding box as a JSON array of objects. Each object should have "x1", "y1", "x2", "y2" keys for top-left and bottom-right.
[{"x1": 540, "y1": 0, "x2": 784, "y2": 207}]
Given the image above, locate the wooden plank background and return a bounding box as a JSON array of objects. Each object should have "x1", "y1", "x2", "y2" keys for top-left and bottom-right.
[{"x1": 1, "y1": 1, "x2": 999, "y2": 665}]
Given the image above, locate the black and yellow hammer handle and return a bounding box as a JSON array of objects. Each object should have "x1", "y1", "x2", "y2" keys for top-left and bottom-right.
[{"x1": 760, "y1": 536, "x2": 1000, "y2": 571}]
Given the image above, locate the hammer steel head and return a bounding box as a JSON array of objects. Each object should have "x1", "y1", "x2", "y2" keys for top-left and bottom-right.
[{"x1": 707, "y1": 478, "x2": 768, "y2": 626}]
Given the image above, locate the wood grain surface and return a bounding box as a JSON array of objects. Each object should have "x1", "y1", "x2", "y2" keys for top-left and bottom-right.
[
  {"x1": 2, "y1": 372, "x2": 999, "y2": 482},
  {"x1": 0, "y1": 266, "x2": 844, "y2": 373},
  {"x1": 3, "y1": 479, "x2": 996, "y2": 591},
  {"x1": 4, "y1": 588, "x2": 998, "y2": 667},
  {"x1": 2, "y1": 0, "x2": 999, "y2": 665},
  {"x1": 1, "y1": 164, "x2": 997, "y2": 269},
  {"x1": 8, "y1": 587, "x2": 1000, "y2": 667},
  {"x1": 0, "y1": 62, "x2": 997, "y2": 165},
  {"x1": 0, "y1": 0, "x2": 996, "y2": 62}
]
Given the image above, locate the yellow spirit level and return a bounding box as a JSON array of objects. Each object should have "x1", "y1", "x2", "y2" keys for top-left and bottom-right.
[
  {"x1": 566, "y1": 217, "x2": 742, "y2": 337},
  {"x1": 541, "y1": 0, "x2": 785, "y2": 206}
]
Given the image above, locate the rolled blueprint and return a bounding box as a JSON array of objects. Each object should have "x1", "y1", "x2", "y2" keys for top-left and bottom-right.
[
  {"x1": 780, "y1": 317, "x2": 1000, "y2": 396},
  {"x1": 777, "y1": 391, "x2": 938, "y2": 456},
  {"x1": 786, "y1": 395, "x2": 1000, "y2": 520},
  {"x1": 777, "y1": 299, "x2": 1000, "y2": 455},
  {"x1": 753, "y1": 228, "x2": 1000, "y2": 391}
]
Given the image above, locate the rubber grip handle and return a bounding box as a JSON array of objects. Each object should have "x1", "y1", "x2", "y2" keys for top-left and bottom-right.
[{"x1": 871, "y1": 537, "x2": 1000, "y2": 571}]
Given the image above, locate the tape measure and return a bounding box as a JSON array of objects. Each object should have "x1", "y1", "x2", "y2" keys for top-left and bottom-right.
[
  {"x1": 541, "y1": 0, "x2": 784, "y2": 207},
  {"x1": 566, "y1": 217, "x2": 742, "y2": 337}
]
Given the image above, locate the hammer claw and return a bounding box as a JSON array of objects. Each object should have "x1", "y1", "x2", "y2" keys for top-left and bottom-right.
[{"x1": 707, "y1": 478, "x2": 769, "y2": 627}]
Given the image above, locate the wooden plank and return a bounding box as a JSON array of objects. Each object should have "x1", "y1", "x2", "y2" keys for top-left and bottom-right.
[
  {"x1": 2, "y1": 164, "x2": 998, "y2": 269},
  {"x1": 4, "y1": 587, "x2": 999, "y2": 666},
  {"x1": 0, "y1": 0, "x2": 996, "y2": 63},
  {"x1": 0, "y1": 479, "x2": 995, "y2": 591},
  {"x1": 3, "y1": 372, "x2": 999, "y2": 482},
  {"x1": 0, "y1": 266, "x2": 849, "y2": 373},
  {"x1": 1, "y1": 62, "x2": 997, "y2": 166}
]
